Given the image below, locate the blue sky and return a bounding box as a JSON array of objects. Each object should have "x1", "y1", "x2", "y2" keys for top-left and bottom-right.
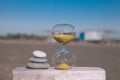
[{"x1": 0, "y1": 0, "x2": 120, "y2": 36}]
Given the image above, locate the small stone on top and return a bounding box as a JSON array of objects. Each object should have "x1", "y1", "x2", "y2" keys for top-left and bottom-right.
[{"x1": 33, "y1": 50, "x2": 47, "y2": 58}]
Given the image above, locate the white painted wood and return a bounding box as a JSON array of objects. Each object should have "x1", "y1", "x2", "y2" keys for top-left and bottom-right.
[{"x1": 13, "y1": 67, "x2": 106, "y2": 80}]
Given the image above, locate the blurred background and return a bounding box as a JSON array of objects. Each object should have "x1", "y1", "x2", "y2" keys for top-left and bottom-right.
[{"x1": 0, "y1": 0, "x2": 120, "y2": 80}]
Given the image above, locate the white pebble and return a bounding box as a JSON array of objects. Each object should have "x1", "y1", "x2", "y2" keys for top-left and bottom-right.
[{"x1": 33, "y1": 50, "x2": 47, "y2": 58}]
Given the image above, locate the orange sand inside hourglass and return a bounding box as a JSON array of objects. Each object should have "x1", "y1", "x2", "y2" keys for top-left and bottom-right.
[
  {"x1": 53, "y1": 34, "x2": 75, "y2": 44},
  {"x1": 55, "y1": 63, "x2": 71, "y2": 70}
]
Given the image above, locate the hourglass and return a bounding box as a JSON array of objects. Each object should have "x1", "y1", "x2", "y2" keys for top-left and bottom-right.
[{"x1": 51, "y1": 24, "x2": 77, "y2": 70}]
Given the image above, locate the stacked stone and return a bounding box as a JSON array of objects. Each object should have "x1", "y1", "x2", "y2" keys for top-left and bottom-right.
[{"x1": 27, "y1": 50, "x2": 50, "y2": 69}]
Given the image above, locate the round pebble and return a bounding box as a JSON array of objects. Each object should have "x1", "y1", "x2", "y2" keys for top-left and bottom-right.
[
  {"x1": 27, "y1": 62, "x2": 50, "y2": 69},
  {"x1": 30, "y1": 57, "x2": 47, "y2": 63},
  {"x1": 33, "y1": 50, "x2": 47, "y2": 58}
]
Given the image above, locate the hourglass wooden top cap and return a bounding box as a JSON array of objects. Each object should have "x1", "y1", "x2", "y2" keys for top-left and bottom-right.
[{"x1": 52, "y1": 24, "x2": 75, "y2": 33}]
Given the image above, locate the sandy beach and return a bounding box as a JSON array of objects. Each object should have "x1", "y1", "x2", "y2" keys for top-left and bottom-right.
[{"x1": 0, "y1": 40, "x2": 120, "y2": 80}]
